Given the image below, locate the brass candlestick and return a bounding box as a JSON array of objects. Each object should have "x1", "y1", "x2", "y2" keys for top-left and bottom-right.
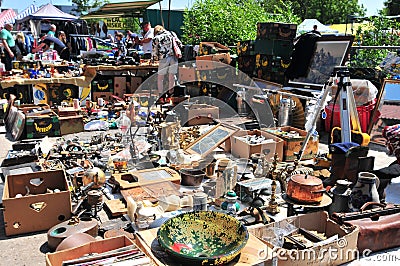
[{"x1": 266, "y1": 170, "x2": 280, "y2": 214}]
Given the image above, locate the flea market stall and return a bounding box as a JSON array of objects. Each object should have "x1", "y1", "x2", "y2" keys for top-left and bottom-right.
[{"x1": 1, "y1": 6, "x2": 400, "y2": 265}]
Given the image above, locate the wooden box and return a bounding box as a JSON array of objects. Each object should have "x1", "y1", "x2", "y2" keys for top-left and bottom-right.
[
  {"x1": 248, "y1": 212, "x2": 359, "y2": 266},
  {"x1": 59, "y1": 115, "x2": 84, "y2": 135},
  {"x1": 2, "y1": 170, "x2": 71, "y2": 236},
  {"x1": 230, "y1": 129, "x2": 284, "y2": 162},
  {"x1": 264, "y1": 126, "x2": 319, "y2": 161},
  {"x1": 184, "y1": 103, "x2": 219, "y2": 125},
  {"x1": 46, "y1": 236, "x2": 152, "y2": 266}
]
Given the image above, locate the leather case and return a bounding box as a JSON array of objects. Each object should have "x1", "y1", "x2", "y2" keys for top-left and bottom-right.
[{"x1": 332, "y1": 202, "x2": 400, "y2": 252}]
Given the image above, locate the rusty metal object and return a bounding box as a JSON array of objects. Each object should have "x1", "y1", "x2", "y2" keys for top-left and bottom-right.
[{"x1": 287, "y1": 174, "x2": 324, "y2": 204}]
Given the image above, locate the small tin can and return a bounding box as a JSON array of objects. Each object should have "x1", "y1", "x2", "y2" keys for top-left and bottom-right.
[{"x1": 193, "y1": 192, "x2": 208, "y2": 211}]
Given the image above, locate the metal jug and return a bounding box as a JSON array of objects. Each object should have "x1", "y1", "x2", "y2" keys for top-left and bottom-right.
[
  {"x1": 329, "y1": 179, "x2": 352, "y2": 214},
  {"x1": 349, "y1": 172, "x2": 380, "y2": 211}
]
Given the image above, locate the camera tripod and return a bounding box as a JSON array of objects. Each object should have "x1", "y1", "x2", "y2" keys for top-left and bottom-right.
[{"x1": 298, "y1": 66, "x2": 369, "y2": 160}]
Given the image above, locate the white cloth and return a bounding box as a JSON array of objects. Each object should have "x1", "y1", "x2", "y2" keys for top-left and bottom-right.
[{"x1": 142, "y1": 28, "x2": 154, "y2": 54}]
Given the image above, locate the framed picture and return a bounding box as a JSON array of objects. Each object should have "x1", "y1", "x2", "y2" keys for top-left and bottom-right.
[
  {"x1": 382, "y1": 79, "x2": 400, "y2": 103},
  {"x1": 184, "y1": 123, "x2": 239, "y2": 157},
  {"x1": 289, "y1": 36, "x2": 354, "y2": 89},
  {"x1": 369, "y1": 79, "x2": 400, "y2": 145}
]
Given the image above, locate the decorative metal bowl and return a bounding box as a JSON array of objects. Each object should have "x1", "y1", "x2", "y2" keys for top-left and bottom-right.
[{"x1": 157, "y1": 211, "x2": 249, "y2": 265}]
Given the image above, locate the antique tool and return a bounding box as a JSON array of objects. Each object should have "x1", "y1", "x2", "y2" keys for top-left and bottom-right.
[{"x1": 47, "y1": 217, "x2": 98, "y2": 251}]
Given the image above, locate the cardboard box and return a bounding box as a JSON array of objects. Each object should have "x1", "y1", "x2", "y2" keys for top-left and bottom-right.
[
  {"x1": 265, "y1": 126, "x2": 319, "y2": 161},
  {"x1": 196, "y1": 53, "x2": 231, "y2": 70},
  {"x1": 230, "y1": 129, "x2": 284, "y2": 162},
  {"x1": 199, "y1": 41, "x2": 230, "y2": 55},
  {"x1": 184, "y1": 103, "x2": 219, "y2": 125},
  {"x1": 248, "y1": 211, "x2": 359, "y2": 266},
  {"x1": 91, "y1": 75, "x2": 114, "y2": 93},
  {"x1": 179, "y1": 66, "x2": 197, "y2": 82},
  {"x1": 46, "y1": 236, "x2": 149, "y2": 266},
  {"x1": 2, "y1": 170, "x2": 72, "y2": 236},
  {"x1": 113, "y1": 76, "x2": 127, "y2": 98},
  {"x1": 130, "y1": 76, "x2": 143, "y2": 93},
  {"x1": 24, "y1": 110, "x2": 61, "y2": 139},
  {"x1": 59, "y1": 115, "x2": 84, "y2": 135},
  {"x1": 256, "y1": 22, "x2": 297, "y2": 40}
]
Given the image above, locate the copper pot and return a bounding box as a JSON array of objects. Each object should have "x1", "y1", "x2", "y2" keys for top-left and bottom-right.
[{"x1": 287, "y1": 174, "x2": 325, "y2": 204}]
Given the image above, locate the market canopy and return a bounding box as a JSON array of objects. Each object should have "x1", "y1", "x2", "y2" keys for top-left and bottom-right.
[
  {"x1": 10, "y1": 4, "x2": 40, "y2": 24},
  {"x1": 0, "y1": 9, "x2": 17, "y2": 28},
  {"x1": 80, "y1": 0, "x2": 161, "y2": 19},
  {"x1": 17, "y1": 3, "x2": 78, "y2": 23},
  {"x1": 297, "y1": 19, "x2": 339, "y2": 35}
]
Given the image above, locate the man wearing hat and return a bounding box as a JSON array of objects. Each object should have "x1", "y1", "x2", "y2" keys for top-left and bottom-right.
[
  {"x1": 0, "y1": 23, "x2": 16, "y2": 71},
  {"x1": 138, "y1": 21, "x2": 154, "y2": 59}
]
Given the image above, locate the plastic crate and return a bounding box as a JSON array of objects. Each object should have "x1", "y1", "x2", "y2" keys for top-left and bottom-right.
[{"x1": 324, "y1": 100, "x2": 376, "y2": 133}]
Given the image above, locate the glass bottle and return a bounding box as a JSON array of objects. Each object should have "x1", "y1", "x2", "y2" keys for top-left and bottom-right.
[{"x1": 116, "y1": 111, "x2": 131, "y2": 136}]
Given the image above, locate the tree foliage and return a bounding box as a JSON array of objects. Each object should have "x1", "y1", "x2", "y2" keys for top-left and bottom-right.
[
  {"x1": 382, "y1": 0, "x2": 400, "y2": 16},
  {"x1": 349, "y1": 16, "x2": 400, "y2": 67},
  {"x1": 262, "y1": 0, "x2": 365, "y2": 24},
  {"x1": 72, "y1": 0, "x2": 107, "y2": 14},
  {"x1": 181, "y1": 0, "x2": 300, "y2": 46}
]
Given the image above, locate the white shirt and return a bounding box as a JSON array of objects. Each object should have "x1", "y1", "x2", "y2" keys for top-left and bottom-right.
[{"x1": 142, "y1": 28, "x2": 154, "y2": 54}]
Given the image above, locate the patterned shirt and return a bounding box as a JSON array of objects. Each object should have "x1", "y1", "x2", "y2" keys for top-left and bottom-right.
[{"x1": 152, "y1": 30, "x2": 181, "y2": 61}]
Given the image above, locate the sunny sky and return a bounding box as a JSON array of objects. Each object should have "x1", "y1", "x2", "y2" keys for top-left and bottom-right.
[{"x1": 1, "y1": 0, "x2": 386, "y2": 17}]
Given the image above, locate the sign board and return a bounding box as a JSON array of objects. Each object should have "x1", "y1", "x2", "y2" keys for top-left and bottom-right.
[{"x1": 103, "y1": 18, "x2": 135, "y2": 30}]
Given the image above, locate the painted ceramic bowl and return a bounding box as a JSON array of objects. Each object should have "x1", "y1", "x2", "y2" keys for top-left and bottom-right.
[{"x1": 157, "y1": 211, "x2": 249, "y2": 265}]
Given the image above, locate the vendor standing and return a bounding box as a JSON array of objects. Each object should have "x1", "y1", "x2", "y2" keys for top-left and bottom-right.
[
  {"x1": 1, "y1": 23, "x2": 16, "y2": 71},
  {"x1": 32, "y1": 34, "x2": 70, "y2": 61},
  {"x1": 139, "y1": 21, "x2": 154, "y2": 59}
]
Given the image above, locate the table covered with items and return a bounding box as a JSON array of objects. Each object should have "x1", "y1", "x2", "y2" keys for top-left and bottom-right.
[{"x1": 1, "y1": 22, "x2": 399, "y2": 266}]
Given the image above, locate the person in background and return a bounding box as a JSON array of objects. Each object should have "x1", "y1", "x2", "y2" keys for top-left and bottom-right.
[
  {"x1": 32, "y1": 34, "x2": 69, "y2": 61},
  {"x1": 152, "y1": 25, "x2": 182, "y2": 97},
  {"x1": 107, "y1": 34, "x2": 115, "y2": 43},
  {"x1": 48, "y1": 24, "x2": 57, "y2": 37},
  {"x1": 58, "y1": 31, "x2": 72, "y2": 54},
  {"x1": 0, "y1": 23, "x2": 16, "y2": 71},
  {"x1": 311, "y1": 24, "x2": 321, "y2": 35},
  {"x1": 126, "y1": 30, "x2": 140, "y2": 50},
  {"x1": 139, "y1": 21, "x2": 154, "y2": 59},
  {"x1": 115, "y1": 32, "x2": 126, "y2": 57},
  {"x1": 15, "y1": 32, "x2": 28, "y2": 60}
]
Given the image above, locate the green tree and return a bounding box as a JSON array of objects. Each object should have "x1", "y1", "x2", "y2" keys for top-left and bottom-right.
[
  {"x1": 350, "y1": 16, "x2": 400, "y2": 67},
  {"x1": 382, "y1": 0, "x2": 400, "y2": 15},
  {"x1": 182, "y1": 0, "x2": 300, "y2": 46},
  {"x1": 262, "y1": 0, "x2": 365, "y2": 24},
  {"x1": 72, "y1": 0, "x2": 107, "y2": 14}
]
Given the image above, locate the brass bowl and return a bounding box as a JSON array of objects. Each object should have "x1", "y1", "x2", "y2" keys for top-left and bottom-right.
[{"x1": 157, "y1": 211, "x2": 248, "y2": 265}]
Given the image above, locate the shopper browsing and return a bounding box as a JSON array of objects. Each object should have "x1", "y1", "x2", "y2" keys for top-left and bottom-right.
[
  {"x1": 152, "y1": 25, "x2": 182, "y2": 96},
  {"x1": 32, "y1": 34, "x2": 70, "y2": 61},
  {"x1": 0, "y1": 23, "x2": 16, "y2": 71}
]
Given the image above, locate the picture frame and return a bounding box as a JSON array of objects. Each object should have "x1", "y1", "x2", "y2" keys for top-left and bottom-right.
[
  {"x1": 381, "y1": 79, "x2": 400, "y2": 103},
  {"x1": 369, "y1": 79, "x2": 400, "y2": 145},
  {"x1": 184, "y1": 123, "x2": 239, "y2": 157},
  {"x1": 289, "y1": 35, "x2": 354, "y2": 89}
]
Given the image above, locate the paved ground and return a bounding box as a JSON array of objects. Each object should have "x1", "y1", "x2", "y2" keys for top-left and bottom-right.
[{"x1": 0, "y1": 127, "x2": 399, "y2": 265}]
